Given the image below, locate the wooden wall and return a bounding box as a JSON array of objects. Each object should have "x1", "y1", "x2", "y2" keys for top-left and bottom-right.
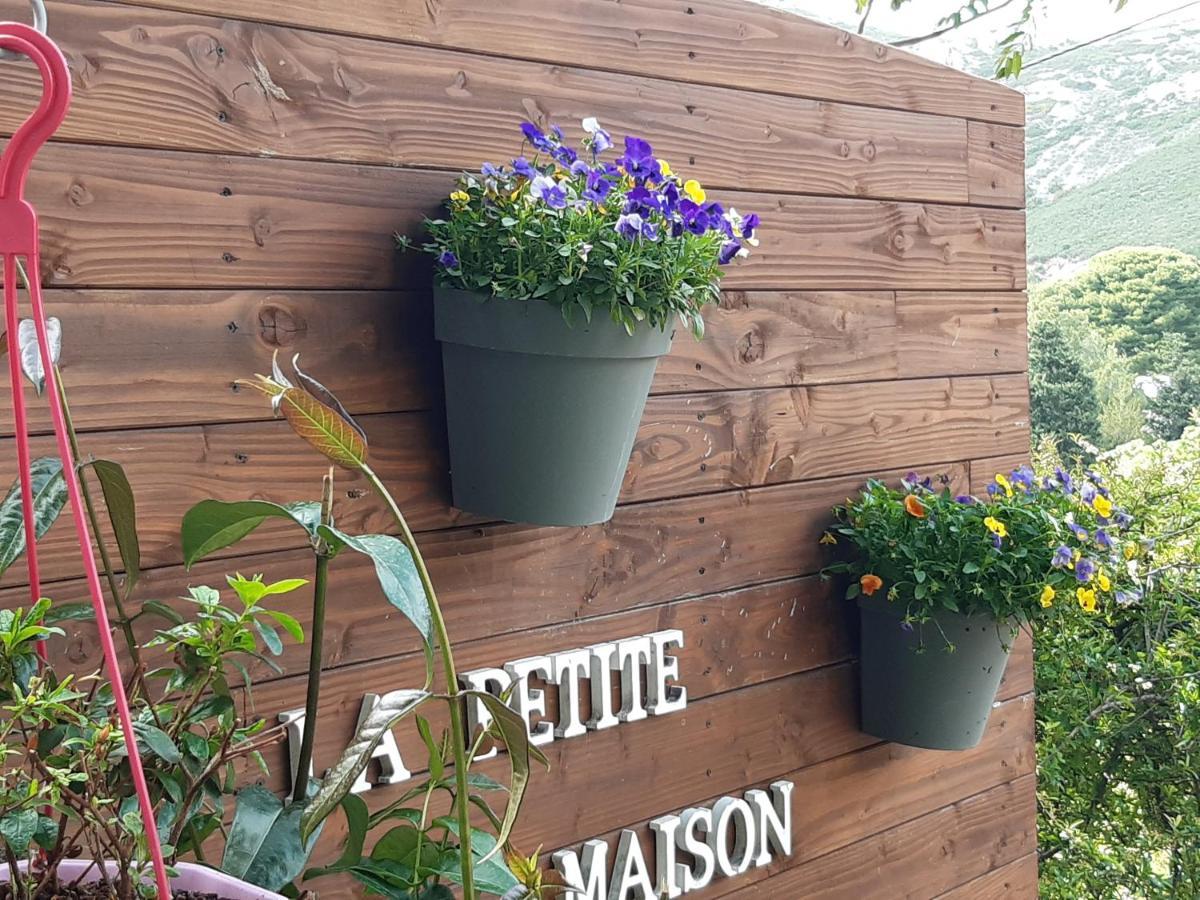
[{"x1": 0, "y1": 0, "x2": 1032, "y2": 896}]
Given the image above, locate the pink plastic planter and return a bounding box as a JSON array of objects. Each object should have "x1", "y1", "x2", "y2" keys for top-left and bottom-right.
[{"x1": 8, "y1": 860, "x2": 286, "y2": 900}]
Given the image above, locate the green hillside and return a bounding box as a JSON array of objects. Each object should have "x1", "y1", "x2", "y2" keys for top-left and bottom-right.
[{"x1": 1029, "y1": 133, "x2": 1200, "y2": 276}]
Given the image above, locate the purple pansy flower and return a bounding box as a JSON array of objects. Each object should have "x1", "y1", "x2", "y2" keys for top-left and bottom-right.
[
  {"x1": 583, "y1": 168, "x2": 615, "y2": 203},
  {"x1": 1115, "y1": 589, "x2": 1142, "y2": 606},
  {"x1": 437, "y1": 250, "x2": 459, "y2": 269},
  {"x1": 718, "y1": 240, "x2": 743, "y2": 265},
  {"x1": 520, "y1": 121, "x2": 554, "y2": 153},
  {"x1": 1011, "y1": 465, "x2": 1035, "y2": 490},
  {"x1": 955, "y1": 494, "x2": 976, "y2": 504},
  {"x1": 992, "y1": 532, "x2": 1004, "y2": 550},
  {"x1": 1114, "y1": 511, "x2": 1134, "y2": 530},
  {"x1": 570, "y1": 159, "x2": 591, "y2": 177},
  {"x1": 741, "y1": 212, "x2": 760, "y2": 239},
  {"x1": 986, "y1": 483, "x2": 999, "y2": 497},
  {"x1": 1075, "y1": 557, "x2": 1097, "y2": 583},
  {"x1": 512, "y1": 156, "x2": 537, "y2": 179},
  {"x1": 582, "y1": 117, "x2": 613, "y2": 155},
  {"x1": 1095, "y1": 529, "x2": 1114, "y2": 549},
  {"x1": 615, "y1": 211, "x2": 647, "y2": 240},
  {"x1": 1052, "y1": 545, "x2": 1073, "y2": 568},
  {"x1": 1054, "y1": 467, "x2": 1075, "y2": 494},
  {"x1": 530, "y1": 174, "x2": 567, "y2": 209},
  {"x1": 1068, "y1": 522, "x2": 1089, "y2": 542},
  {"x1": 1080, "y1": 482, "x2": 1098, "y2": 504},
  {"x1": 617, "y1": 135, "x2": 661, "y2": 182},
  {"x1": 481, "y1": 162, "x2": 500, "y2": 178}
]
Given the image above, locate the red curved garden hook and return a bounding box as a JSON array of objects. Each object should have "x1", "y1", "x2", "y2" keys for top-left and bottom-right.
[{"x1": 0, "y1": 22, "x2": 172, "y2": 899}]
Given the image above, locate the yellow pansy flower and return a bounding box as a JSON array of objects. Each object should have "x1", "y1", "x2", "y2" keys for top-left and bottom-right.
[
  {"x1": 658, "y1": 159, "x2": 674, "y2": 178},
  {"x1": 819, "y1": 532, "x2": 838, "y2": 545},
  {"x1": 1097, "y1": 572, "x2": 1111, "y2": 592},
  {"x1": 1040, "y1": 585, "x2": 1055, "y2": 608},
  {"x1": 1124, "y1": 542, "x2": 1138, "y2": 560},
  {"x1": 984, "y1": 516, "x2": 1008, "y2": 538},
  {"x1": 1093, "y1": 494, "x2": 1113, "y2": 517},
  {"x1": 1076, "y1": 587, "x2": 1098, "y2": 612},
  {"x1": 449, "y1": 190, "x2": 470, "y2": 204},
  {"x1": 994, "y1": 473, "x2": 1014, "y2": 497},
  {"x1": 684, "y1": 179, "x2": 707, "y2": 204}
]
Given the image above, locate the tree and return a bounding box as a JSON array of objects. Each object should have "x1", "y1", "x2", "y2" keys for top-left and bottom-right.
[
  {"x1": 1145, "y1": 362, "x2": 1200, "y2": 441},
  {"x1": 1033, "y1": 248, "x2": 1200, "y2": 375},
  {"x1": 851, "y1": 0, "x2": 1134, "y2": 77},
  {"x1": 1028, "y1": 310, "x2": 1102, "y2": 445}
]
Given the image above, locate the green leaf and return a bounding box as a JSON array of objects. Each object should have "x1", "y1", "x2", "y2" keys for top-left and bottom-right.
[
  {"x1": 303, "y1": 793, "x2": 370, "y2": 879},
  {"x1": 135, "y1": 722, "x2": 182, "y2": 764},
  {"x1": 181, "y1": 499, "x2": 321, "y2": 568},
  {"x1": 301, "y1": 689, "x2": 430, "y2": 843},
  {"x1": 433, "y1": 827, "x2": 519, "y2": 895},
  {"x1": 963, "y1": 561, "x2": 981, "y2": 574},
  {"x1": 223, "y1": 785, "x2": 319, "y2": 892},
  {"x1": 278, "y1": 387, "x2": 368, "y2": 470},
  {"x1": 416, "y1": 715, "x2": 444, "y2": 783},
  {"x1": 0, "y1": 808, "x2": 39, "y2": 853},
  {"x1": 84, "y1": 459, "x2": 141, "y2": 594},
  {"x1": 0, "y1": 457, "x2": 67, "y2": 579},
  {"x1": 460, "y1": 691, "x2": 536, "y2": 863},
  {"x1": 43, "y1": 602, "x2": 95, "y2": 625},
  {"x1": 255, "y1": 618, "x2": 284, "y2": 656},
  {"x1": 139, "y1": 600, "x2": 185, "y2": 625},
  {"x1": 262, "y1": 609, "x2": 305, "y2": 643},
  {"x1": 319, "y1": 528, "x2": 431, "y2": 647}
]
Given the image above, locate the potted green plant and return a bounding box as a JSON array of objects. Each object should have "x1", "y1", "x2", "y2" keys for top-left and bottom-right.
[
  {"x1": 824, "y1": 467, "x2": 1135, "y2": 751},
  {"x1": 405, "y1": 118, "x2": 759, "y2": 526}
]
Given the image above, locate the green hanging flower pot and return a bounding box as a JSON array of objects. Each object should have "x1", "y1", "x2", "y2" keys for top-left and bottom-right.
[
  {"x1": 434, "y1": 287, "x2": 674, "y2": 526},
  {"x1": 858, "y1": 599, "x2": 1016, "y2": 751}
]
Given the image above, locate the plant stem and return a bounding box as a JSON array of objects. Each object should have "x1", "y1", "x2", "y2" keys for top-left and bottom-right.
[
  {"x1": 360, "y1": 461, "x2": 475, "y2": 900},
  {"x1": 293, "y1": 469, "x2": 335, "y2": 803}
]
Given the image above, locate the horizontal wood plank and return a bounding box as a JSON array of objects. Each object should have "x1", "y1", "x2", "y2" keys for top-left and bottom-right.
[
  {"x1": 6, "y1": 464, "x2": 970, "y2": 676},
  {"x1": 719, "y1": 774, "x2": 1037, "y2": 899},
  {"x1": 935, "y1": 852, "x2": 1038, "y2": 898},
  {"x1": 969, "y1": 122, "x2": 1027, "y2": 209},
  {"x1": 0, "y1": 375, "x2": 1012, "y2": 582},
  {"x1": 0, "y1": 1, "x2": 989, "y2": 206},
  {"x1": 531, "y1": 692, "x2": 1033, "y2": 900},
  {"x1": 9, "y1": 144, "x2": 1025, "y2": 291},
  {"x1": 625, "y1": 375, "x2": 1030, "y2": 501},
  {"x1": 0, "y1": 289, "x2": 1028, "y2": 436},
  {"x1": 113, "y1": 0, "x2": 1024, "y2": 125}
]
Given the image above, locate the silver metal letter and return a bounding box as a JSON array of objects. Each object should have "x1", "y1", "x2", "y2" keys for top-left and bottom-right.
[
  {"x1": 552, "y1": 647, "x2": 593, "y2": 739},
  {"x1": 505, "y1": 655, "x2": 556, "y2": 747},
  {"x1": 646, "y1": 629, "x2": 688, "y2": 716},
  {"x1": 747, "y1": 780, "x2": 794, "y2": 867},
  {"x1": 649, "y1": 814, "x2": 684, "y2": 899},
  {"x1": 613, "y1": 636, "x2": 653, "y2": 724},
  {"x1": 675, "y1": 807, "x2": 715, "y2": 891},
  {"x1": 710, "y1": 797, "x2": 756, "y2": 877},
  {"x1": 609, "y1": 829, "x2": 655, "y2": 900},
  {"x1": 552, "y1": 840, "x2": 609, "y2": 900},
  {"x1": 586, "y1": 642, "x2": 620, "y2": 731}
]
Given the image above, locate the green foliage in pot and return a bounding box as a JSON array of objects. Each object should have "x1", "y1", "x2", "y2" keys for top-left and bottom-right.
[
  {"x1": 0, "y1": 579, "x2": 303, "y2": 899},
  {"x1": 403, "y1": 118, "x2": 760, "y2": 338},
  {"x1": 824, "y1": 467, "x2": 1139, "y2": 646}
]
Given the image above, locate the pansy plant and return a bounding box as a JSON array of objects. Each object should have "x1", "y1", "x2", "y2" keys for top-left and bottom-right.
[
  {"x1": 404, "y1": 118, "x2": 760, "y2": 338},
  {"x1": 823, "y1": 466, "x2": 1141, "y2": 647}
]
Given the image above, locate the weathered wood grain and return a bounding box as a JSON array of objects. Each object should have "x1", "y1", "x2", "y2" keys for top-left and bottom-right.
[
  {"x1": 625, "y1": 375, "x2": 1030, "y2": 501},
  {"x1": 718, "y1": 774, "x2": 1037, "y2": 899},
  {"x1": 7, "y1": 144, "x2": 1025, "y2": 291},
  {"x1": 5, "y1": 464, "x2": 969, "y2": 674},
  {"x1": 0, "y1": 289, "x2": 1028, "y2": 436},
  {"x1": 969, "y1": 122, "x2": 1027, "y2": 209},
  {"x1": 0, "y1": 374, "x2": 1008, "y2": 582},
  {"x1": 532, "y1": 692, "x2": 1033, "y2": 900},
  {"x1": 0, "y1": 289, "x2": 437, "y2": 436},
  {"x1": 114, "y1": 0, "x2": 1024, "y2": 125},
  {"x1": 935, "y1": 852, "x2": 1038, "y2": 899},
  {"x1": 0, "y1": 1, "x2": 985, "y2": 205}
]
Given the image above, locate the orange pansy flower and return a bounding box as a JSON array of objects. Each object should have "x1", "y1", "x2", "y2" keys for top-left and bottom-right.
[
  {"x1": 904, "y1": 494, "x2": 927, "y2": 518},
  {"x1": 860, "y1": 574, "x2": 884, "y2": 596}
]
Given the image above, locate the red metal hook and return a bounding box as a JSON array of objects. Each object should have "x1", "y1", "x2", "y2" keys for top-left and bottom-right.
[{"x1": 0, "y1": 22, "x2": 172, "y2": 899}]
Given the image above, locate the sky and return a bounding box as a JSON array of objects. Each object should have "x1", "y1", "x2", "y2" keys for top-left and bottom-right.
[{"x1": 752, "y1": 0, "x2": 1200, "y2": 69}]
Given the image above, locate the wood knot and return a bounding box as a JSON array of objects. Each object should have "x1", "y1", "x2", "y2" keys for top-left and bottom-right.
[
  {"x1": 251, "y1": 216, "x2": 273, "y2": 247},
  {"x1": 258, "y1": 303, "x2": 306, "y2": 347},
  {"x1": 838, "y1": 32, "x2": 852, "y2": 47},
  {"x1": 736, "y1": 327, "x2": 765, "y2": 365},
  {"x1": 889, "y1": 229, "x2": 911, "y2": 253},
  {"x1": 862, "y1": 140, "x2": 877, "y2": 160},
  {"x1": 67, "y1": 181, "x2": 93, "y2": 207},
  {"x1": 839, "y1": 142, "x2": 851, "y2": 158}
]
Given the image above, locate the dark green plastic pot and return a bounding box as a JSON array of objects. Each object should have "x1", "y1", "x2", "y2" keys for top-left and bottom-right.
[
  {"x1": 433, "y1": 287, "x2": 674, "y2": 526},
  {"x1": 858, "y1": 599, "x2": 1016, "y2": 751}
]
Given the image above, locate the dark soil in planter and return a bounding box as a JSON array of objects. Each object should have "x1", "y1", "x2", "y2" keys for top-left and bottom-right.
[{"x1": 2, "y1": 889, "x2": 230, "y2": 900}]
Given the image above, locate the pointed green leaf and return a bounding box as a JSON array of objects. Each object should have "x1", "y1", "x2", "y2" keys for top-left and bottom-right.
[
  {"x1": 0, "y1": 457, "x2": 67, "y2": 579},
  {"x1": 43, "y1": 602, "x2": 96, "y2": 625},
  {"x1": 181, "y1": 499, "x2": 321, "y2": 568},
  {"x1": 461, "y1": 691, "x2": 536, "y2": 864},
  {"x1": 302, "y1": 793, "x2": 370, "y2": 879},
  {"x1": 0, "y1": 808, "x2": 39, "y2": 853},
  {"x1": 135, "y1": 722, "x2": 182, "y2": 764},
  {"x1": 84, "y1": 459, "x2": 141, "y2": 594},
  {"x1": 17, "y1": 317, "x2": 60, "y2": 396},
  {"x1": 223, "y1": 785, "x2": 320, "y2": 892},
  {"x1": 318, "y1": 527, "x2": 431, "y2": 647},
  {"x1": 301, "y1": 689, "x2": 430, "y2": 843}
]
